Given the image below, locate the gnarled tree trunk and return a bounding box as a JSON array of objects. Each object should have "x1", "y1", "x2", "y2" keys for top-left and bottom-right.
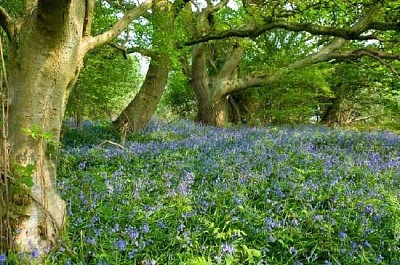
[{"x1": 190, "y1": 40, "x2": 244, "y2": 127}]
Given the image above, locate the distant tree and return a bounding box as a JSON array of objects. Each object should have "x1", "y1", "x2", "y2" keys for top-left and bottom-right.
[
  {"x1": 322, "y1": 59, "x2": 400, "y2": 126},
  {"x1": 159, "y1": 71, "x2": 197, "y2": 119}
]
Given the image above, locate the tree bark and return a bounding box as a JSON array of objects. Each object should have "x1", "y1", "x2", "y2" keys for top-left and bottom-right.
[
  {"x1": 5, "y1": 1, "x2": 85, "y2": 258},
  {"x1": 114, "y1": 54, "x2": 170, "y2": 133},
  {"x1": 190, "y1": 41, "x2": 244, "y2": 126},
  {"x1": 0, "y1": 0, "x2": 151, "y2": 260},
  {"x1": 114, "y1": 1, "x2": 177, "y2": 133}
]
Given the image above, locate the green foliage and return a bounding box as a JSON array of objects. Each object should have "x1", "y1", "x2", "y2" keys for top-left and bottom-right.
[
  {"x1": 159, "y1": 71, "x2": 197, "y2": 119},
  {"x1": 323, "y1": 58, "x2": 400, "y2": 127},
  {"x1": 12, "y1": 164, "x2": 35, "y2": 189},
  {"x1": 0, "y1": 0, "x2": 23, "y2": 17},
  {"x1": 66, "y1": 47, "x2": 142, "y2": 121},
  {"x1": 22, "y1": 126, "x2": 52, "y2": 141},
  {"x1": 240, "y1": 64, "x2": 333, "y2": 124}
]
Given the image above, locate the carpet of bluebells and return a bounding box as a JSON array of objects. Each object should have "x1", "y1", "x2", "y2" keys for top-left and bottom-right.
[{"x1": 24, "y1": 120, "x2": 400, "y2": 264}]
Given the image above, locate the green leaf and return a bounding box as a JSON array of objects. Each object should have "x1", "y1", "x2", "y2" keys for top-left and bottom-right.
[{"x1": 17, "y1": 176, "x2": 34, "y2": 188}]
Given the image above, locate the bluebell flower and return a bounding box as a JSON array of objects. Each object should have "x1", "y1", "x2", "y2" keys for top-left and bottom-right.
[
  {"x1": 362, "y1": 241, "x2": 371, "y2": 248},
  {"x1": 31, "y1": 248, "x2": 39, "y2": 259},
  {"x1": 126, "y1": 226, "x2": 139, "y2": 240},
  {"x1": 85, "y1": 237, "x2": 97, "y2": 245},
  {"x1": 0, "y1": 254, "x2": 6, "y2": 265},
  {"x1": 142, "y1": 223, "x2": 150, "y2": 233},
  {"x1": 289, "y1": 246, "x2": 298, "y2": 255},
  {"x1": 128, "y1": 250, "x2": 136, "y2": 259},
  {"x1": 111, "y1": 223, "x2": 120, "y2": 233},
  {"x1": 338, "y1": 231, "x2": 347, "y2": 239},
  {"x1": 221, "y1": 243, "x2": 235, "y2": 255},
  {"x1": 116, "y1": 238, "x2": 126, "y2": 251}
]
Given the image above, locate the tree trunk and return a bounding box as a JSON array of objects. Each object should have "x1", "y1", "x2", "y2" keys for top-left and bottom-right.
[
  {"x1": 114, "y1": 2, "x2": 176, "y2": 133},
  {"x1": 190, "y1": 43, "x2": 233, "y2": 127},
  {"x1": 114, "y1": 54, "x2": 169, "y2": 132},
  {"x1": 321, "y1": 84, "x2": 348, "y2": 125},
  {"x1": 0, "y1": 0, "x2": 152, "y2": 260},
  {"x1": 3, "y1": 3, "x2": 85, "y2": 258}
]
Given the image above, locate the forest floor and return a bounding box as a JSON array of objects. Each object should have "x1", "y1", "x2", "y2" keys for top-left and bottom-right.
[{"x1": 42, "y1": 119, "x2": 400, "y2": 264}]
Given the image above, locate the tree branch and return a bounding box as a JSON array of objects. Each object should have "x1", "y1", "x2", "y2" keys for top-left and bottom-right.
[
  {"x1": 196, "y1": 0, "x2": 230, "y2": 35},
  {"x1": 84, "y1": 0, "x2": 152, "y2": 52},
  {"x1": 83, "y1": 0, "x2": 95, "y2": 37},
  {"x1": 187, "y1": 3, "x2": 387, "y2": 45},
  {"x1": 108, "y1": 42, "x2": 156, "y2": 58},
  {"x1": 221, "y1": 5, "x2": 380, "y2": 95},
  {"x1": 0, "y1": 7, "x2": 14, "y2": 38},
  {"x1": 369, "y1": 21, "x2": 400, "y2": 31},
  {"x1": 187, "y1": 20, "x2": 379, "y2": 45},
  {"x1": 216, "y1": 44, "x2": 245, "y2": 81},
  {"x1": 328, "y1": 48, "x2": 400, "y2": 77}
]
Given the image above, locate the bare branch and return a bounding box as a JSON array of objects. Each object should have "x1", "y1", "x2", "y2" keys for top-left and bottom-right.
[
  {"x1": 83, "y1": 0, "x2": 95, "y2": 37},
  {"x1": 84, "y1": 0, "x2": 152, "y2": 52},
  {"x1": 0, "y1": 7, "x2": 14, "y2": 38},
  {"x1": 108, "y1": 42, "x2": 155, "y2": 58},
  {"x1": 97, "y1": 140, "x2": 126, "y2": 150}
]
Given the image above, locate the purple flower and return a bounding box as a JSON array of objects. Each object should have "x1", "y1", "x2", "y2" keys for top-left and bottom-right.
[
  {"x1": 116, "y1": 238, "x2": 126, "y2": 251},
  {"x1": 338, "y1": 231, "x2": 347, "y2": 239},
  {"x1": 221, "y1": 243, "x2": 235, "y2": 255},
  {"x1": 289, "y1": 246, "x2": 298, "y2": 255},
  {"x1": 363, "y1": 241, "x2": 371, "y2": 248},
  {"x1": 111, "y1": 223, "x2": 120, "y2": 233},
  {"x1": 127, "y1": 226, "x2": 139, "y2": 240},
  {"x1": 157, "y1": 220, "x2": 166, "y2": 229},
  {"x1": 0, "y1": 254, "x2": 6, "y2": 265},
  {"x1": 85, "y1": 237, "x2": 97, "y2": 245},
  {"x1": 31, "y1": 248, "x2": 39, "y2": 259},
  {"x1": 128, "y1": 250, "x2": 136, "y2": 259},
  {"x1": 142, "y1": 223, "x2": 150, "y2": 233}
]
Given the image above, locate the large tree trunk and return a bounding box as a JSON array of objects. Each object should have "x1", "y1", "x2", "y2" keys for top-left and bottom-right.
[
  {"x1": 321, "y1": 84, "x2": 352, "y2": 125},
  {"x1": 114, "y1": 1, "x2": 177, "y2": 133},
  {"x1": 190, "y1": 43, "x2": 243, "y2": 127},
  {"x1": 114, "y1": 54, "x2": 169, "y2": 133},
  {"x1": 3, "y1": 2, "x2": 85, "y2": 258},
  {"x1": 0, "y1": 0, "x2": 152, "y2": 259}
]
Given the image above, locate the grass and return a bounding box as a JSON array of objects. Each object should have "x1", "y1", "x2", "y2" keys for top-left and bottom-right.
[{"x1": 8, "y1": 119, "x2": 400, "y2": 264}]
